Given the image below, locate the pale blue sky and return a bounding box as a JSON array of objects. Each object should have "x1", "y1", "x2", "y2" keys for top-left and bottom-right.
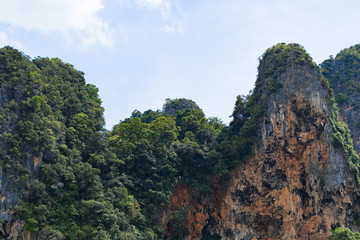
[{"x1": 1, "y1": 0, "x2": 360, "y2": 129}]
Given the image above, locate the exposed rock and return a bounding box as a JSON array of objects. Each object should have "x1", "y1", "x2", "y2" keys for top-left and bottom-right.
[
  {"x1": 0, "y1": 69, "x2": 41, "y2": 239},
  {"x1": 2, "y1": 44, "x2": 360, "y2": 239},
  {"x1": 164, "y1": 54, "x2": 360, "y2": 239},
  {"x1": 321, "y1": 45, "x2": 360, "y2": 153}
]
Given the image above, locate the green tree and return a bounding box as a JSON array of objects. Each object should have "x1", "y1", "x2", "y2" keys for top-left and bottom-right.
[{"x1": 329, "y1": 228, "x2": 360, "y2": 240}]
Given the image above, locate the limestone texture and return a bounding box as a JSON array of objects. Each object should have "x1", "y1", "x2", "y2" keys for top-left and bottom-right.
[{"x1": 163, "y1": 64, "x2": 360, "y2": 239}]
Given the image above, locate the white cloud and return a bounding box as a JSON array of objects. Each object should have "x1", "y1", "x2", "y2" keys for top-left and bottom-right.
[
  {"x1": 134, "y1": 0, "x2": 172, "y2": 17},
  {"x1": 0, "y1": 0, "x2": 113, "y2": 50}
]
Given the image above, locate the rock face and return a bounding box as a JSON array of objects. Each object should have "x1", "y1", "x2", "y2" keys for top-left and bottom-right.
[
  {"x1": 164, "y1": 48, "x2": 360, "y2": 239},
  {"x1": 214, "y1": 64, "x2": 358, "y2": 239},
  {"x1": 321, "y1": 45, "x2": 360, "y2": 153},
  {"x1": 0, "y1": 167, "x2": 24, "y2": 239},
  {"x1": 1, "y1": 45, "x2": 360, "y2": 239},
  {"x1": 0, "y1": 86, "x2": 31, "y2": 239}
]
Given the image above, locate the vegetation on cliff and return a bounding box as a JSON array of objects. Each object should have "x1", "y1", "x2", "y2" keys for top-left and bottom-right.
[
  {"x1": 0, "y1": 47, "x2": 226, "y2": 239},
  {"x1": 329, "y1": 227, "x2": 360, "y2": 239},
  {"x1": 108, "y1": 101, "x2": 224, "y2": 235},
  {"x1": 321, "y1": 44, "x2": 360, "y2": 108},
  {"x1": 329, "y1": 109, "x2": 360, "y2": 185},
  {"x1": 321, "y1": 45, "x2": 360, "y2": 186},
  {"x1": 1, "y1": 43, "x2": 360, "y2": 239},
  {"x1": 0, "y1": 46, "x2": 153, "y2": 239},
  {"x1": 213, "y1": 43, "x2": 319, "y2": 185}
]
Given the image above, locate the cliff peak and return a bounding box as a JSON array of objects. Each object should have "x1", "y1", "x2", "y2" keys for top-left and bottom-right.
[
  {"x1": 165, "y1": 44, "x2": 360, "y2": 239},
  {"x1": 2, "y1": 44, "x2": 360, "y2": 239}
]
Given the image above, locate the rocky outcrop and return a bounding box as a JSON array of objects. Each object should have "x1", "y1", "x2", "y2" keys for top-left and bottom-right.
[
  {"x1": 164, "y1": 47, "x2": 360, "y2": 239},
  {"x1": 1, "y1": 45, "x2": 359, "y2": 240},
  {"x1": 213, "y1": 64, "x2": 359, "y2": 239},
  {"x1": 0, "y1": 156, "x2": 38, "y2": 240},
  {"x1": 0, "y1": 58, "x2": 40, "y2": 239},
  {"x1": 321, "y1": 45, "x2": 360, "y2": 153},
  {"x1": 0, "y1": 168, "x2": 23, "y2": 239},
  {"x1": 0, "y1": 85, "x2": 28, "y2": 239}
]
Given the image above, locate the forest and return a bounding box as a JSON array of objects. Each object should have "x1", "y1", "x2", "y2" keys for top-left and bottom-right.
[{"x1": 1, "y1": 43, "x2": 360, "y2": 239}]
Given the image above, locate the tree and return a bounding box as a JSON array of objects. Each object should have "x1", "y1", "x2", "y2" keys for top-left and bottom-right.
[{"x1": 329, "y1": 228, "x2": 360, "y2": 240}]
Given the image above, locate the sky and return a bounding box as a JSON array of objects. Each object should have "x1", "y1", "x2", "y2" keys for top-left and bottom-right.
[{"x1": 0, "y1": 0, "x2": 360, "y2": 129}]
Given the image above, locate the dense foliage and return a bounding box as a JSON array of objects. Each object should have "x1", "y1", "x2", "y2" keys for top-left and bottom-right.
[
  {"x1": 107, "y1": 99, "x2": 225, "y2": 235},
  {"x1": 329, "y1": 227, "x2": 360, "y2": 240},
  {"x1": 321, "y1": 44, "x2": 360, "y2": 108},
  {"x1": 0, "y1": 47, "x2": 227, "y2": 240},
  {"x1": 2, "y1": 43, "x2": 360, "y2": 239},
  {"x1": 0, "y1": 47, "x2": 152, "y2": 239},
  {"x1": 259, "y1": 43, "x2": 318, "y2": 80}
]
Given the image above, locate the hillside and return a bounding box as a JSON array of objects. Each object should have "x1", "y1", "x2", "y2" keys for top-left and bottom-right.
[{"x1": 0, "y1": 44, "x2": 360, "y2": 239}]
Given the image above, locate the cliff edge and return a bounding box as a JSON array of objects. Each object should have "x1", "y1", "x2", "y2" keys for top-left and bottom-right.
[{"x1": 164, "y1": 43, "x2": 360, "y2": 239}]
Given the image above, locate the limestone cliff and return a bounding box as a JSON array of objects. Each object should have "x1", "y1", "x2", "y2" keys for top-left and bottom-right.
[
  {"x1": 0, "y1": 52, "x2": 42, "y2": 239},
  {"x1": 321, "y1": 45, "x2": 360, "y2": 153},
  {"x1": 0, "y1": 46, "x2": 107, "y2": 240},
  {"x1": 163, "y1": 44, "x2": 360, "y2": 239},
  {"x1": 2, "y1": 44, "x2": 360, "y2": 240}
]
